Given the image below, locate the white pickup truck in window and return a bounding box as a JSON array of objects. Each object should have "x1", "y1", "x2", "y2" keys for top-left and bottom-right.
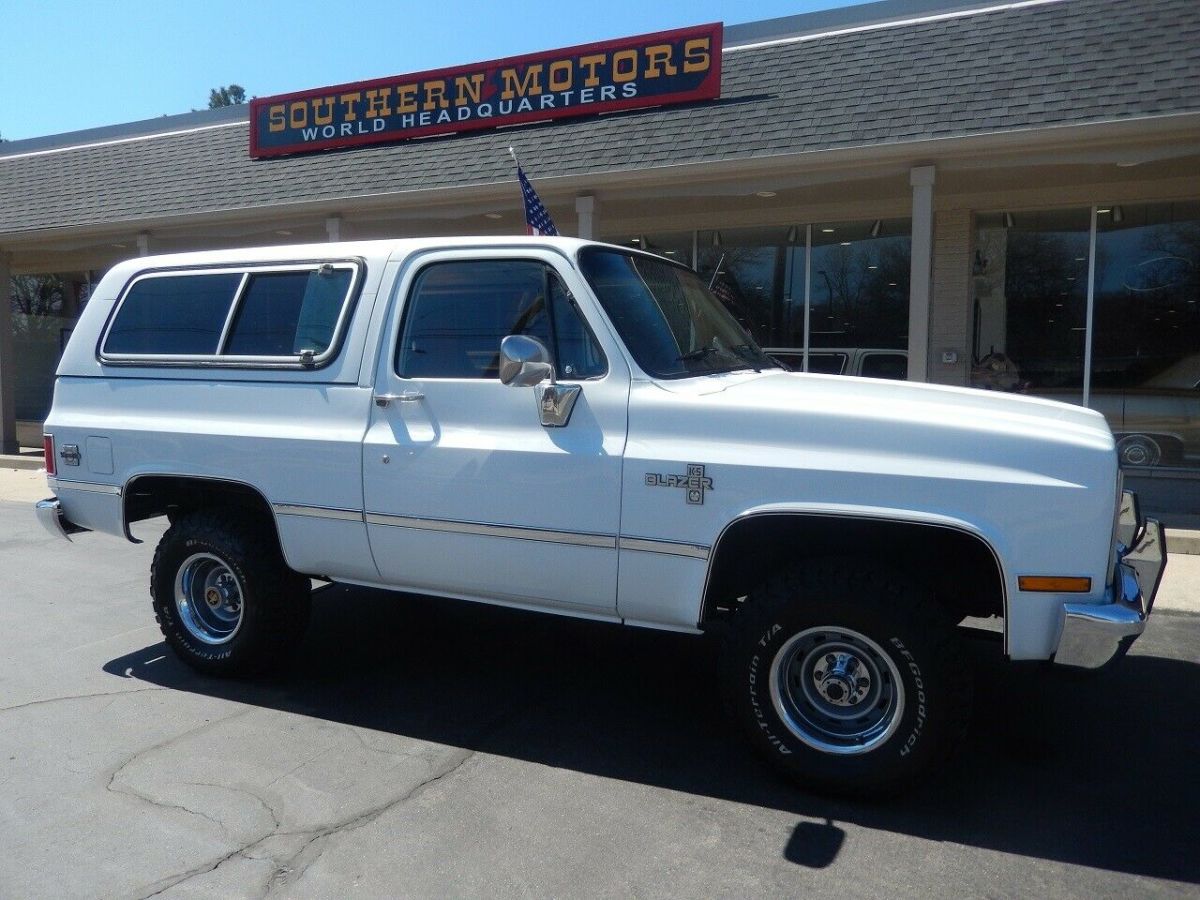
[{"x1": 37, "y1": 237, "x2": 1165, "y2": 795}]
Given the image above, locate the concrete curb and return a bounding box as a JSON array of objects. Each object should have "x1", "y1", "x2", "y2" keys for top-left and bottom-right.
[
  {"x1": 0, "y1": 452, "x2": 45, "y2": 472},
  {"x1": 1167, "y1": 529, "x2": 1200, "y2": 556}
]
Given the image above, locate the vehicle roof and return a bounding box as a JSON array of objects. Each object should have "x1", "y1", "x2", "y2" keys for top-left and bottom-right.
[{"x1": 98, "y1": 235, "x2": 601, "y2": 278}]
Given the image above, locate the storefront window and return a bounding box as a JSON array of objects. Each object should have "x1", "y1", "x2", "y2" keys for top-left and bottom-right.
[
  {"x1": 1093, "y1": 201, "x2": 1200, "y2": 468},
  {"x1": 600, "y1": 232, "x2": 694, "y2": 267},
  {"x1": 972, "y1": 209, "x2": 1091, "y2": 403},
  {"x1": 696, "y1": 226, "x2": 796, "y2": 346},
  {"x1": 973, "y1": 201, "x2": 1200, "y2": 470},
  {"x1": 10, "y1": 270, "x2": 94, "y2": 420},
  {"x1": 808, "y1": 219, "x2": 910, "y2": 351},
  {"x1": 692, "y1": 220, "x2": 911, "y2": 371}
]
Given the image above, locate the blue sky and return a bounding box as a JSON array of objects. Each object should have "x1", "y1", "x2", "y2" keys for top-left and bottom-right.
[{"x1": 1, "y1": 0, "x2": 863, "y2": 141}]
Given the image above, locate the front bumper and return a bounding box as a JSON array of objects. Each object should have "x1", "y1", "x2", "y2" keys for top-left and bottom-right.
[
  {"x1": 35, "y1": 497, "x2": 89, "y2": 541},
  {"x1": 1053, "y1": 492, "x2": 1166, "y2": 670}
]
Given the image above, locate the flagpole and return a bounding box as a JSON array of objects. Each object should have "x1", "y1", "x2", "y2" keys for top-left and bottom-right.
[{"x1": 508, "y1": 146, "x2": 519, "y2": 169}]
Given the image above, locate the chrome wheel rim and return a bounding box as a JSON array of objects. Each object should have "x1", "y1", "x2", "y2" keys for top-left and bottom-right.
[
  {"x1": 769, "y1": 626, "x2": 905, "y2": 755},
  {"x1": 174, "y1": 553, "x2": 244, "y2": 645}
]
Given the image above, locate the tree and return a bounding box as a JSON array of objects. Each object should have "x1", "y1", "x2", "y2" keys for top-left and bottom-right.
[{"x1": 207, "y1": 84, "x2": 247, "y2": 109}]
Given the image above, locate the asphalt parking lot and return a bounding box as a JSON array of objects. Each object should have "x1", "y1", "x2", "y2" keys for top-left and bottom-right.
[{"x1": 2, "y1": 498, "x2": 1198, "y2": 899}]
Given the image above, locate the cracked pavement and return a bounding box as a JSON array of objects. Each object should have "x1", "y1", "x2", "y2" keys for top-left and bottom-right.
[{"x1": 2, "y1": 499, "x2": 1199, "y2": 898}]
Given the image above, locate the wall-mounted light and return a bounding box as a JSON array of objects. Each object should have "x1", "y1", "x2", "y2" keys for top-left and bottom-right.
[
  {"x1": 870, "y1": 219, "x2": 882, "y2": 237},
  {"x1": 1003, "y1": 212, "x2": 1015, "y2": 228}
]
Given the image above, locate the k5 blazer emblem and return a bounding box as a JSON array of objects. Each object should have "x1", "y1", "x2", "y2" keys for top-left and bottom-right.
[{"x1": 645, "y1": 464, "x2": 713, "y2": 505}]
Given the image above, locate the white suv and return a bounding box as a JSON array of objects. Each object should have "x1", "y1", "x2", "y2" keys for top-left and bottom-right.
[{"x1": 37, "y1": 237, "x2": 1164, "y2": 794}]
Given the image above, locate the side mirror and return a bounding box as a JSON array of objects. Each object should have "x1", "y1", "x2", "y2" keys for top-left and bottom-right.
[{"x1": 499, "y1": 335, "x2": 554, "y2": 387}]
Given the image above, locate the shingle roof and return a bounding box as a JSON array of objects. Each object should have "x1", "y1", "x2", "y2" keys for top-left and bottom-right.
[{"x1": 2, "y1": 0, "x2": 1197, "y2": 235}]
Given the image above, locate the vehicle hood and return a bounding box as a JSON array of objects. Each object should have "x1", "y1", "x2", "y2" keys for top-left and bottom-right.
[{"x1": 635, "y1": 370, "x2": 1116, "y2": 490}]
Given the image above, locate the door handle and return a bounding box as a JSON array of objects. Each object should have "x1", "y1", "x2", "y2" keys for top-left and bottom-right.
[{"x1": 374, "y1": 391, "x2": 424, "y2": 407}]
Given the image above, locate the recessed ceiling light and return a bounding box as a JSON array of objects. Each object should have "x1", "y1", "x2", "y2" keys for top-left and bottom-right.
[
  {"x1": 1116, "y1": 160, "x2": 1139, "y2": 167},
  {"x1": 111, "y1": 243, "x2": 126, "y2": 248},
  {"x1": 840, "y1": 241, "x2": 851, "y2": 246},
  {"x1": 867, "y1": 265, "x2": 878, "y2": 270},
  {"x1": 1097, "y1": 208, "x2": 1111, "y2": 214},
  {"x1": 631, "y1": 237, "x2": 641, "y2": 243},
  {"x1": 664, "y1": 250, "x2": 677, "y2": 255},
  {"x1": 276, "y1": 229, "x2": 293, "y2": 236},
  {"x1": 484, "y1": 213, "x2": 503, "y2": 220},
  {"x1": 821, "y1": 228, "x2": 835, "y2": 233},
  {"x1": 755, "y1": 191, "x2": 777, "y2": 198},
  {"x1": 888, "y1": 282, "x2": 898, "y2": 287}
]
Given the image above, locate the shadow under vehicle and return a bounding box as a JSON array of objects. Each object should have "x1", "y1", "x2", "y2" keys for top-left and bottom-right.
[{"x1": 103, "y1": 584, "x2": 1200, "y2": 885}]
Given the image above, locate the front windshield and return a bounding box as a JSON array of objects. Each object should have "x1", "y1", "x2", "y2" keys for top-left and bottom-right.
[{"x1": 578, "y1": 247, "x2": 779, "y2": 379}]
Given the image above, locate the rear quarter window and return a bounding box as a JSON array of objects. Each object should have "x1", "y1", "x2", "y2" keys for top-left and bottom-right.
[
  {"x1": 103, "y1": 273, "x2": 241, "y2": 355},
  {"x1": 101, "y1": 262, "x2": 360, "y2": 365}
]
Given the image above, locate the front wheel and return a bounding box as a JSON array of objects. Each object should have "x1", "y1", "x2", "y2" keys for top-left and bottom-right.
[
  {"x1": 721, "y1": 560, "x2": 972, "y2": 796},
  {"x1": 151, "y1": 509, "x2": 311, "y2": 677}
]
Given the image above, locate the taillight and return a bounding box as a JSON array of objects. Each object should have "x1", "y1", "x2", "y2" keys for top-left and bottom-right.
[{"x1": 44, "y1": 435, "x2": 56, "y2": 477}]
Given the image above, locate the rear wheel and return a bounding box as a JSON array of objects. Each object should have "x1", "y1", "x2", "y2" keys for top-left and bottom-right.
[
  {"x1": 721, "y1": 559, "x2": 971, "y2": 795},
  {"x1": 151, "y1": 509, "x2": 310, "y2": 677}
]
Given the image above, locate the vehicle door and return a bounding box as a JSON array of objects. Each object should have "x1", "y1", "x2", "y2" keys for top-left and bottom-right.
[{"x1": 363, "y1": 248, "x2": 629, "y2": 615}]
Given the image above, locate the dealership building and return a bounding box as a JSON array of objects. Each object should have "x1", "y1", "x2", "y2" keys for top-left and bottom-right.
[{"x1": 2, "y1": 0, "x2": 1198, "y2": 470}]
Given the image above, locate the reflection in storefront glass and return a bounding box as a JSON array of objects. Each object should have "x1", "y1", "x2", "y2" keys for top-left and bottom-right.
[
  {"x1": 1094, "y1": 201, "x2": 1200, "y2": 469},
  {"x1": 695, "y1": 226, "x2": 796, "y2": 346},
  {"x1": 693, "y1": 221, "x2": 911, "y2": 359},
  {"x1": 973, "y1": 209, "x2": 1090, "y2": 404},
  {"x1": 808, "y1": 220, "x2": 910, "y2": 350},
  {"x1": 973, "y1": 201, "x2": 1200, "y2": 471},
  {"x1": 599, "y1": 232, "x2": 694, "y2": 267}
]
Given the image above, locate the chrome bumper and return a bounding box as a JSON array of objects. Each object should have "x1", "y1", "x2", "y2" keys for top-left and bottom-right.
[
  {"x1": 1054, "y1": 493, "x2": 1166, "y2": 670},
  {"x1": 35, "y1": 497, "x2": 88, "y2": 542}
]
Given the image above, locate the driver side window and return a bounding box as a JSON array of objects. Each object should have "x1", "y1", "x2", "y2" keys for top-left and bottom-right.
[{"x1": 395, "y1": 259, "x2": 605, "y2": 380}]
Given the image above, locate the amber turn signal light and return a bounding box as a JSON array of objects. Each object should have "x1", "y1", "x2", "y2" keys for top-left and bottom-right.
[{"x1": 1018, "y1": 576, "x2": 1092, "y2": 593}]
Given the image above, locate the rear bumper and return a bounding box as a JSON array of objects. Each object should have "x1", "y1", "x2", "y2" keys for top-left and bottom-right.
[
  {"x1": 1053, "y1": 497, "x2": 1166, "y2": 670},
  {"x1": 35, "y1": 497, "x2": 89, "y2": 542}
]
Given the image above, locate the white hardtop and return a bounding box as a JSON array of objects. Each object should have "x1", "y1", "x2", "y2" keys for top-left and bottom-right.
[
  {"x1": 96, "y1": 235, "x2": 597, "y2": 277},
  {"x1": 58, "y1": 235, "x2": 607, "y2": 380}
]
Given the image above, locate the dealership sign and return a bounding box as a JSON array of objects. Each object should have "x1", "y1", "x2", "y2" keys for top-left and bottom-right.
[{"x1": 249, "y1": 23, "x2": 722, "y2": 158}]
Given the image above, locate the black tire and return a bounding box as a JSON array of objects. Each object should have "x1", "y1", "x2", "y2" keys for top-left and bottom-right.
[
  {"x1": 151, "y1": 508, "x2": 311, "y2": 677},
  {"x1": 721, "y1": 559, "x2": 972, "y2": 796},
  {"x1": 1116, "y1": 434, "x2": 1162, "y2": 468}
]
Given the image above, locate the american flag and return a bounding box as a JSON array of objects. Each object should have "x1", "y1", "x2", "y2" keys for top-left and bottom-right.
[{"x1": 517, "y1": 164, "x2": 559, "y2": 236}]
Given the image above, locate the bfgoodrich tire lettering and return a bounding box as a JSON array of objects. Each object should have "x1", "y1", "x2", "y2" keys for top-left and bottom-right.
[
  {"x1": 722, "y1": 559, "x2": 971, "y2": 795},
  {"x1": 151, "y1": 509, "x2": 311, "y2": 677}
]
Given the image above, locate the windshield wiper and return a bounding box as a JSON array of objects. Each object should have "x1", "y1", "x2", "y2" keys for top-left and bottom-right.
[{"x1": 676, "y1": 346, "x2": 726, "y2": 364}]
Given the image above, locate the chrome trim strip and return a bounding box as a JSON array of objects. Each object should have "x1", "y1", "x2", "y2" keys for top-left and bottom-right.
[
  {"x1": 273, "y1": 503, "x2": 364, "y2": 523},
  {"x1": 619, "y1": 536, "x2": 711, "y2": 560},
  {"x1": 365, "y1": 512, "x2": 617, "y2": 549},
  {"x1": 54, "y1": 479, "x2": 123, "y2": 496}
]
